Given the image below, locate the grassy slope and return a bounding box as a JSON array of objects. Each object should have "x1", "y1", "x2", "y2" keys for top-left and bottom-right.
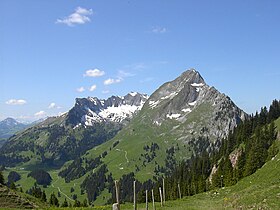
[
  {"x1": 0, "y1": 183, "x2": 46, "y2": 209},
  {"x1": 4, "y1": 119, "x2": 280, "y2": 209}
]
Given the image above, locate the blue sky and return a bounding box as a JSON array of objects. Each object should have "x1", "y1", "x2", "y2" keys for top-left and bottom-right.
[{"x1": 1, "y1": 0, "x2": 280, "y2": 122}]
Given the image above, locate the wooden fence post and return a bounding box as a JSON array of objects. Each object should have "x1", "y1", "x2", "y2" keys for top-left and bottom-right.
[
  {"x1": 152, "y1": 189, "x2": 155, "y2": 210},
  {"x1": 159, "y1": 187, "x2": 163, "y2": 207},
  {"x1": 112, "y1": 180, "x2": 120, "y2": 210},
  {"x1": 178, "y1": 183, "x2": 182, "y2": 199},
  {"x1": 134, "y1": 181, "x2": 137, "y2": 210},
  {"x1": 146, "y1": 190, "x2": 148, "y2": 210},
  {"x1": 163, "y1": 179, "x2": 165, "y2": 205}
]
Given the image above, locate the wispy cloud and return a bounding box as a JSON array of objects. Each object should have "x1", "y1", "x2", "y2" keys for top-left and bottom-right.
[
  {"x1": 102, "y1": 90, "x2": 110, "y2": 94},
  {"x1": 151, "y1": 26, "x2": 167, "y2": 34},
  {"x1": 77, "y1": 87, "x2": 85, "y2": 92},
  {"x1": 56, "y1": 7, "x2": 93, "y2": 26},
  {"x1": 140, "y1": 77, "x2": 154, "y2": 83},
  {"x1": 104, "y1": 78, "x2": 122, "y2": 85},
  {"x1": 48, "y1": 102, "x2": 61, "y2": 109},
  {"x1": 34, "y1": 111, "x2": 46, "y2": 117},
  {"x1": 6, "y1": 99, "x2": 27, "y2": 105},
  {"x1": 118, "y1": 70, "x2": 135, "y2": 78},
  {"x1": 89, "y1": 84, "x2": 97, "y2": 91},
  {"x1": 83, "y1": 68, "x2": 105, "y2": 77}
]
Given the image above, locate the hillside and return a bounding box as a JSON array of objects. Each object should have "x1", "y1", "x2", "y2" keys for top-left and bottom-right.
[{"x1": 0, "y1": 183, "x2": 44, "y2": 209}]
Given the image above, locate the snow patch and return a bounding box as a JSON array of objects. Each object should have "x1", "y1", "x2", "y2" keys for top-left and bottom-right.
[
  {"x1": 154, "y1": 121, "x2": 161, "y2": 126},
  {"x1": 196, "y1": 87, "x2": 200, "y2": 92},
  {"x1": 191, "y1": 83, "x2": 204, "y2": 87},
  {"x1": 149, "y1": 100, "x2": 160, "y2": 108},
  {"x1": 99, "y1": 104, "x2": 141, "y2": 122},
  {"x1": 166, "y1": 113, "x2": 181, "y2": 119},
  {"x1": 182, "y1": 108, "x2": 192, "y2": 113},
  {"x1": 160, "y1": 91, "x2": 178, "y2": 100},
  {"x1": 129, "y1": 92, "x2": 138, "y2": 97},
  {"x1": 188, "y1": 101, "x2": 197, "y2": 106}
]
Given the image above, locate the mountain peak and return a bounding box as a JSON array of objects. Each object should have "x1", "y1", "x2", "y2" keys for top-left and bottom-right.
[
  {"x1": 180, "y1": 68, "x2": 205, "y2": 84},
  {"x1": 1, "y1": 117, "x2": 20, "y2": 126},
  {"x1": 67, "y1": 92, "x2": 149, "y2": 127}
]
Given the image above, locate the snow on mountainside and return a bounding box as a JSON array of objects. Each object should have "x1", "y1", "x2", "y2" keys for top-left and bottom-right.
[
  {"x1": 66, "y1": 92, "x2": 149, "y2": 127},
  {"x1": 0, "y1": 118, "x2": 29, "y2": 139},
  {"x1": 142, "y1": 68, "x2": 247, "y2": 143}
]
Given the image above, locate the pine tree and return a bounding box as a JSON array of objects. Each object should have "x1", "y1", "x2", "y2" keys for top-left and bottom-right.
[
  {"x1": 61, "y1": 198, "x2": 68, "y2": 207},
  {"x1": 49, "y1": 192, "x2": 59, "y2": 207},
  {"x1": 10, "y1": 181, "x2": 16, "y2": 190},
  {"x1": 73, "y1": 199, "x2": 81, "y2": 207},
  {"x1": 41, "y1": 190, "x2": 47, "y2": 202},
  {"x1": 0, "y1": 171, "x2": 4, "y2": 185},
  {"x1": 82, "y1": 198, "x2": 88, "y2": 207}
]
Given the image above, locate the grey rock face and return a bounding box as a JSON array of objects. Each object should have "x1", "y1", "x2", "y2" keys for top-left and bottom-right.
[
  {"x1": 143, "y1": 69, "x2": 247, "y2": 151},
  {"x1": 66, "y1": 92, "x2": 149, "y2": 126}
]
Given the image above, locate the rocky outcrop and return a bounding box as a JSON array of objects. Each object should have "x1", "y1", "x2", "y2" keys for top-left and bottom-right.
[{"x1": 66, "y1": 92, "x2": 149, "y2": 126}]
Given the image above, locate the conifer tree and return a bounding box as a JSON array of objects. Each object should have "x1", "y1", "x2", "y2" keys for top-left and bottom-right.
[
  {"x1": 49, "y1": 192, "x2": 59, "y2": 207},
  {"x1": 82, "y1": 198, "x2": 88, "y2": 207},
  {"x1": 61, "y1": 198, "x2": 68, "y2": 207},
  {"x1": 0, "y1": 171, "x2": 4, "y2": 185}
]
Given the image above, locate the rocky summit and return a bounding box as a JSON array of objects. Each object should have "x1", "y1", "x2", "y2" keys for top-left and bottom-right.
[
  {"x1": 66, "y1": 92, "x2": 149, "y2": 127},
  {"x1": 144, "y1": 69, "x2": 246, "y2": 146}
]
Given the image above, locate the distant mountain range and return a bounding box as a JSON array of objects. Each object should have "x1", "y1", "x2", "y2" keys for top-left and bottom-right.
[
  {"x1": 0, "y1": 92, "x2": 149, "y2": 166},
  {"x1": 0, "y1": 118, "x2": 29, "y2": 139}
]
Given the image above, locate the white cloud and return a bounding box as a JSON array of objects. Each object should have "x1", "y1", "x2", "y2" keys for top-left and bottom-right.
[
  {"x1": 77, "y1": 87, "x2": 85, "y2": 92},
  {"x1": 104, "y1": 78, "x2": 122, "y2": 85},
  {"x1": 152, "y1": 26, "x2": 167, "y2": 34},
  {"x1": 48, "y1": 102, "x2": 61, "y2": 109},
  {"x1": 56, "y1": 7, "x2": 93, "y2": 26},
  {"x1": 83, "y1": 68, "x2": 105, "y2": 77},
  {"x1": 6, "y1": 99, "x2": 27, "y2": 105},
  {"x1": 34, "y1": 111, "x2": 46, "y2": 117},
  {"x1": 48, "y1": 103, "x2": 56, "y2": 109},
  {"x1": 89, "y1": 84, "x2": 97, "y2": 91}
]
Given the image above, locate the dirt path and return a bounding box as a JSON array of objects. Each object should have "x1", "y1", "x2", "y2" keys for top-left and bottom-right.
[
  {"x1": 116, "y1": 148, "x2": 129, "y2": 163},
  {"x1": 51, "y1": 173, "x2": 74, "y2": 202}
]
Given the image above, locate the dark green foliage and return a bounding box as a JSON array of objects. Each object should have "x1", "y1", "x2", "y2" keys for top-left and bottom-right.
[
  {"x1": 61, "y1": 198, "x2": 68, "y2": 207},
  {"x1": 49, "y1": 192, "x2": 59, "y2": 206},
  {"x1": 58, "y1": 158, "x2": 86, "y2": 182},
  {"x1": 26, "y1": 185, "x2": 47, "y2": 202},
  {"x1": 72, "y1": 194, "x2": 77, "y2": 200},
  {"x1": 0, "y1": 171, "x2": 4, "y2": 185},
  {"x1": 81, "y1": 164, "x2": 109, "y2": 203},
  {"x1": 82, "y1": 198, "x2": 88, "y2": 207},
  {"x1": 141, "y1": 142, "x2": 160, "y2": 167},
  {"x1": 73, "y1": 199, "x2": 81, "y2": 207},
  {"x1": 27, "y1": 169, "x2": 52, "y2": 186},
  {"x1": 7, "y1": 171, "x2": 21, "y2": 184},
  {"x1": 9, "y1": 181, "x2": 16, "y2": 190}
]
